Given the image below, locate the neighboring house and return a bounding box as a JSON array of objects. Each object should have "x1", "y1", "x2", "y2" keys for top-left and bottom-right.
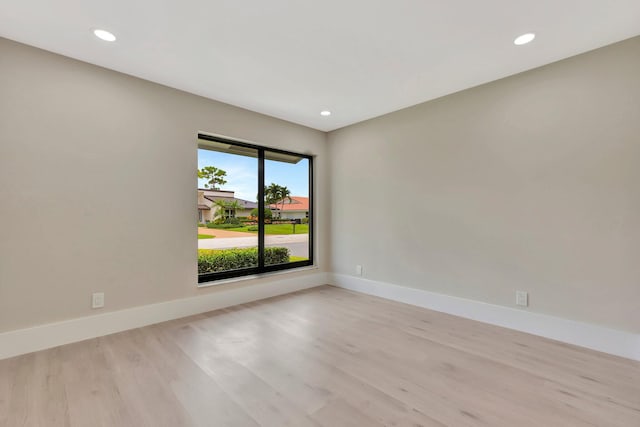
[
  {"x1": 270, "y1": 196, "x2": 309, "y2": 220},
  {"x1": 197, "y1": 188, "x2": 258, "y2": 223}
]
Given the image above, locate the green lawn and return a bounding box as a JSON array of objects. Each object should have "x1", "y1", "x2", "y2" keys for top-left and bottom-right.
[
  {"x1": 222, "y1": 224, "x2": 308, "y2": 235},
  {"x1": 264, "y1": 224, "x2": 308, "y2": 235},
  {"x1": 197, "y1": 234, "x2": 215, "y2": 239}
]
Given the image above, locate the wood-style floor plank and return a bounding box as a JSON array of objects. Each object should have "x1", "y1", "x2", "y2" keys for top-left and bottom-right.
[{"x1": 1, "y1": 285, "x2": 638, "y2": 426}]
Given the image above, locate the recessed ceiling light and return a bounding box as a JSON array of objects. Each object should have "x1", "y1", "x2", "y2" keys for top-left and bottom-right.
[
  {"x1": 320, "y1": 110, "x2": 331, "y2": 116},
  {"x1": 94, "y1": 29, "x2": 116, "y2": 42},
  {"x1": 514, "y1": 33, "x2": 535, "y2": 45}
]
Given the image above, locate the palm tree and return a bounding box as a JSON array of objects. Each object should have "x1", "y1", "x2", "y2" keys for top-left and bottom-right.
[
  {"x1": 212, "y1": 199, "x2": 231, "y2": 222},
  {"x1": 277, "y1": 186, "x2": 292, "y2": 219},
  {"x1": 226, "y1": 200, "x2": 242, "y2": 219},
  {"x1": 264, "y1": 184, "x2": 293, "y2": 219},
  {"x1": 264, "y1": 183, "x2": 280, "y2": 204},
  {"x1": 264, "y1": 183, "x2": 283, "y2": 218},
  {"x1": 213, "y1": 199, "x2": 243, "y2": 223}
]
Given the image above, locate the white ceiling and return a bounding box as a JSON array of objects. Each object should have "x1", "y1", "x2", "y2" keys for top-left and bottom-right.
[{"x1": 1, "y1": 1, "x2": 639, "y2": 132}]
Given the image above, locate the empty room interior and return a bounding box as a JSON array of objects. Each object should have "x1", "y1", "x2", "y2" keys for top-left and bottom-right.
[{"x1": 1, "y1": 1, "x2": 639, "y2": 426}]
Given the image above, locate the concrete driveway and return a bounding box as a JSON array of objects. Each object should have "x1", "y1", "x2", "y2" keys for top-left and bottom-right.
[{"x1": 197, "y1": 227, "x2": 256, "y2": 238}]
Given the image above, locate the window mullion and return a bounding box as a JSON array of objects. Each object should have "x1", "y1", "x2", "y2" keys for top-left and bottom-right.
[
  {"x1": 258, "y1": 149, "x2": 265, "y2": 269},
  {"x1": 308, "y1": 156, "x2": 313, "y2": 264}
]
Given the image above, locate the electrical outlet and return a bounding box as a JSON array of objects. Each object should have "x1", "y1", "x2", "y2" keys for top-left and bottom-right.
[
  {"x1": 516, "y1": 291, "x2": 528, "y2": 307},
  {"x1": 92, "y1": 292, "x2": 105, "y2": 309},
  {"x1": 355, "y1": 265, "x2": 363, "y2": 276}
]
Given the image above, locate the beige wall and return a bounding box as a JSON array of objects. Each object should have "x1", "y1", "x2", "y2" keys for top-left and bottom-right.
[
  {"x1": 0, "y1": 38, "x2": 328, "y2": 333},
  {"x1": 236, "y1": 208, "x2": 253, "y2": 218},
  {"x1": 281, "y1": 212, "x2": 307, "y2": 220},
  {"x1": 199, "y1": 209, "x2": 214, "y2": 223},
  {"x1": 328, "y1": 36, "x2": 640, "y2": 333},
  {"x1": 2, "y1": 34, "x2": 638, "y2": 337}
]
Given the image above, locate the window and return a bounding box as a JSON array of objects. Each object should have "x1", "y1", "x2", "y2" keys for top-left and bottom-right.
[{"x1": 197, "y1": 134, "x2": 313, "y2": 283}]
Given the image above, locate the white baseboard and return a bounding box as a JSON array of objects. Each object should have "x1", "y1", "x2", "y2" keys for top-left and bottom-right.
[
  {"x1": 4, "y1": 271, "x2": 637, "y2": 362},
  {"x1": 330, "y1": 274, "x2": 640, "y2": 361},
  {"x1": 0, "y1": 272, "x2": 329, "y2": 360}
]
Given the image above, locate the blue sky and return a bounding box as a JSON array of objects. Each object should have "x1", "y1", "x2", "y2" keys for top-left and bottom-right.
[{"x1": 198, "y1": 149, "x2": 309, "y2": 202}]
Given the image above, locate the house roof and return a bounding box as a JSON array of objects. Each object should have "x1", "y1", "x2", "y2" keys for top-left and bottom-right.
[
  {"x1": 197, "y1": 204, "x2": 211, "y2": 210},
  {"x1": 270, "y1": 196, "x2": 309, "y2": 211},
  {"x1": 235, "y1": 198, "x2": 258, "y2": 209},
  {"x1": 203, "y1": 195, "x2": 258, "y2": 209},
  {"x1": 203, "y1": 195, "x2": 232, "y2": 203},
  {"x1": 198, "y1": 188, "x2": 233, "y2": 193}
]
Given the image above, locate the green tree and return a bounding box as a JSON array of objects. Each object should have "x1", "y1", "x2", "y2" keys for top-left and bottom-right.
[
  {"x1": 212, "y1": 199, "x2": 230, "y2": 222},
  {"x1": 213, "y1": 199, "x2": 242, "y2": 223},
  {"x1": 264, "y1": 183, "x2": 281, "y2": 205},
  {"x1": 226, "y1": 200, "x2": 242, "y2": 219},
  {"x1": 198, "y1": 166, "x2": 227, "y2": 189},
  {"x1": 250, "y1": 207, "x2": 272, "y2": 219},
  {"x1": 276, "y1": 186, "x2": 292, "y2": 219},
  {"x1": 264, "y1": 183, "x2": 282, "y2": 218},
  {"x1": 264, "y1": 183, "x2": 292, "y2": 219}
]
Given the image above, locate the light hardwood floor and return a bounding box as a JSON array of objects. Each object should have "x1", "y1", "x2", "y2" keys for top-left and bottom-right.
[{"x1": 1, "y1": 285, "x2": 639, "y2": 426}]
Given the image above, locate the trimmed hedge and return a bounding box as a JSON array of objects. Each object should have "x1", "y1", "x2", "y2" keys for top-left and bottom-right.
[
  {"x1": 264, "y1": 247, "x2": 291, "y2": 266},
  {"x1": 206, "y1": 222, "x2": 243, "y2": 229},
  {"x1": 198, "y1": 247, "x2": 290, "y2": 274}
]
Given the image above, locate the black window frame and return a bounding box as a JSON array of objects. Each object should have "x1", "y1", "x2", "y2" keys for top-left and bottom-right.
[{"x1": 197, "y1": 134, "x2": 314, "y2": 283}]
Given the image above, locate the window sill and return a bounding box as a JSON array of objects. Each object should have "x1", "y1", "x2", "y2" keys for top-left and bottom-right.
[{"x1": 197, "y1": 265, "x2": 319, "y2": 289}]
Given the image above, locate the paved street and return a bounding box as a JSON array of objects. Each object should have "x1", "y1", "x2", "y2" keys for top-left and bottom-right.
[{"x1": 198, "y1": 233, "x2": 309, "y2": 258}]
